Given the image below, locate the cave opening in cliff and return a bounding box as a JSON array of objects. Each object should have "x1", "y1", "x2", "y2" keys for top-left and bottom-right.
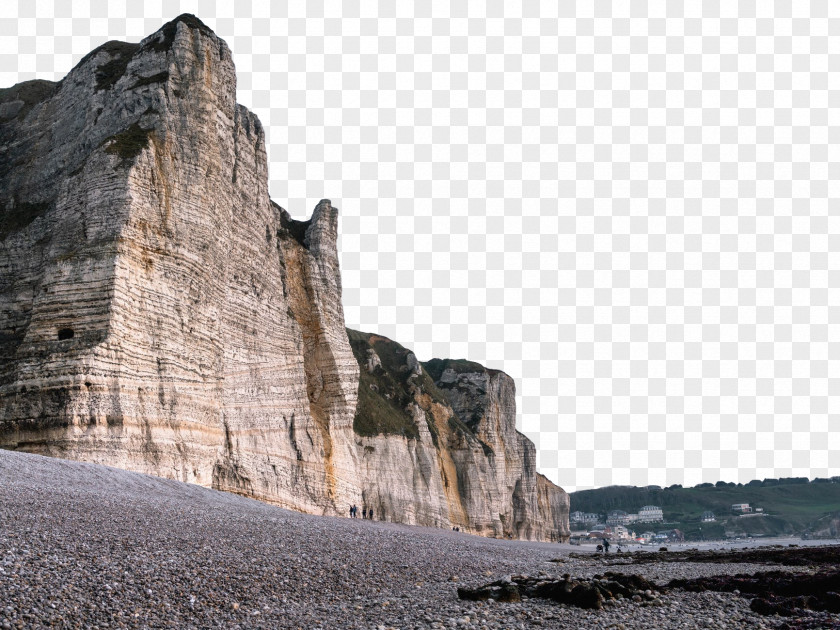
[{"x1": 57, "y1": 328, "x2": 75, "y2": 340}]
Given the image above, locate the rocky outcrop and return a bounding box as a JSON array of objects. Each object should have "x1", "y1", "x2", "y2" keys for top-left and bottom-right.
[
  {"x1": 458, "y1": 573, "x2": 662, "y2": 609},
  {"x1": 0, "y1": 14, "x2": 568, "y2": 541}
]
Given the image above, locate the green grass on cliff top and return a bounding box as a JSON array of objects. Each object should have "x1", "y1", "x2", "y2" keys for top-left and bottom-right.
[
  {"x1": 346, "y1": 328, "x2": 420, "y2": 440},
  {"x1": 103, "y1": 123, "x2": 153, "y2": 163},
  {"x1": 422, "y1": 358, "x2": 487, "y2": 383},
  {"x1": 346, "y1": 329, "x2": 476, "y2": 444}
]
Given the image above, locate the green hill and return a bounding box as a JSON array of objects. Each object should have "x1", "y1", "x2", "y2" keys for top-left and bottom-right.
[{"x1": 569, "y1": 477, "x2": 840, "y2": 540}]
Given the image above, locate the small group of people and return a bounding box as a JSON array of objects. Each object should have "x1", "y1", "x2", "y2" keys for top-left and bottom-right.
[
  {"x1": 451, "y1": 526, "x2": 461, "y2": 532},
  {"x1": 349, "y1": 504, "x2": 374, "y2": 520},
  {"x1": 597, "y1": 538, "x2": 623, "y2": 554}
]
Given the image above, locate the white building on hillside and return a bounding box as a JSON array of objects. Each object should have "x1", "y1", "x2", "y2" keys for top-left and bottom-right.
[
  {"x1": 570, "y1": 511, "x2": 600, "y2": 524},
  {"x1": 607, "y1": 510, "x2": 630, "y2": 526},
  {"x1": 637, "y1": 505, "x2": 664, "y2": 522}
]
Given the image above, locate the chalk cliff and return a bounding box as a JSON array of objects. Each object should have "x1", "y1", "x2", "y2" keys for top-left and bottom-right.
[
  {"x1": 0, "y1": 15, "x2": 568, "y2": 542},
  {"x1": 349, "y1": 332, "x2": 568, "y2": 540}
]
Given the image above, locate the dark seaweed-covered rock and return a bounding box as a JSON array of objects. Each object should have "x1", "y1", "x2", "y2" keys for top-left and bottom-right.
[
  {"x1": 751, "y1": 595, "x2": 819, "y2": 617},
  {"x1": 670, "y1": 569, "x2": 840, "y2": 618},
  {"x1": 581, "y1": 544, "x2": 840, "y2": 568},
  {"x1": 458, "y1": 572, "x2": 660, "y2": 610}
]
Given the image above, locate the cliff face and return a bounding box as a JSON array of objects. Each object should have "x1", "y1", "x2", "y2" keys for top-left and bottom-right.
[
  {"x1": 0, "y1": 15, "x2": 568, "y2": 542},
  {"x1": 348, "y1": 332, "x2": 569, "y2": 540}
]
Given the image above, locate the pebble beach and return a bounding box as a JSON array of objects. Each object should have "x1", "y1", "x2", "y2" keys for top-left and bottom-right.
[{"x1": 1, "y1": 450, "x2": 836, "y2": 629}]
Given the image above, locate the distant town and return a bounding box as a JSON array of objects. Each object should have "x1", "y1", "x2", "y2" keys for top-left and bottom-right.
[
  {"x1": 567, "y1": 477, "x2": 840, "y2": 542},
  {"x1": 570, "y1": 502, "x2": 766, "y2": 545}
]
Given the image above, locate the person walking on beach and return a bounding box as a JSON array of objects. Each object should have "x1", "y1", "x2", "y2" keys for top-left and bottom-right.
[
  {"x1": 602, "y1": 537, "x2": 610, "y2": 553},
  {"x1": 349, "y1": 505, "x2": 353, "y2": 518},
  {"x1": 369, "y1": 508, "x2": 374, "y2": 520}
]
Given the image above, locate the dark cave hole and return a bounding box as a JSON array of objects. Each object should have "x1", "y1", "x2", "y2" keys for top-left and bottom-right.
[{"x1": 57, "y1": 328, "x2": 75, "y2": 340}]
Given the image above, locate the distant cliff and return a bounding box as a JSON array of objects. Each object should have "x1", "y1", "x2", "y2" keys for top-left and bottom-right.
[
  {"x1": 348, "y1": 330, "x2": 567, "y2": 540},
  {"x1": 0, "y1": 14, "x2": 568, "y2": 542}
]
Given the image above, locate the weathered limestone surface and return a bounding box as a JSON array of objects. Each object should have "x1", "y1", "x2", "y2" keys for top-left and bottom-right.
[
  {"x1": 0, "y1": 15, "x2": 568, "y2": 541},
  {"x1": 348, "y1": 332, "x2": 569, "y2": 541},
  {"x1": 428, "y1": 359, "x2": 570, "y2": 541}
]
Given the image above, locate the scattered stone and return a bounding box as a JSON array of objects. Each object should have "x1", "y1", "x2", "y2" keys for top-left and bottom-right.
[{"x1": 4, "y1": 448, "x2": 840, "y2": 629}]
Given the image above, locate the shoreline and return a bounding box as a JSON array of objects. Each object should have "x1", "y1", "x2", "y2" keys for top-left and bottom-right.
[{"x1": 570, "y1": 537, "x2": 840, "y2": 552}]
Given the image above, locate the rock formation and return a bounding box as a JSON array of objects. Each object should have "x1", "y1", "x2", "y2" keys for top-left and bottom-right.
[
  {"x1": 0, "y1": 14, "x2": 569, "y2": 542},
  {"x1": 349, "y1": 332, "x2": 568, "y2": 539}
]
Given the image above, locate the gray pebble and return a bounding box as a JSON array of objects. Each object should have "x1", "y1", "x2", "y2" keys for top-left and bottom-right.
[{"x1": 0, "y1": 450, "x2": 835, "y2": 629}]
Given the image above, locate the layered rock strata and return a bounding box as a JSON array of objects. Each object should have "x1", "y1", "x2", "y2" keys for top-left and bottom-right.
[
  {"x1": 0, "y1": 14, "x2": 568, "y2": 541},
  {"x1": 348, "y1": 331, "x2": 569, "y2": 540}
]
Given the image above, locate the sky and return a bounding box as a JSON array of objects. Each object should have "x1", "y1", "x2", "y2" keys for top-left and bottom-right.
[{"x1": 1, "y1": 1, "x2": 838, "y2": 492}]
